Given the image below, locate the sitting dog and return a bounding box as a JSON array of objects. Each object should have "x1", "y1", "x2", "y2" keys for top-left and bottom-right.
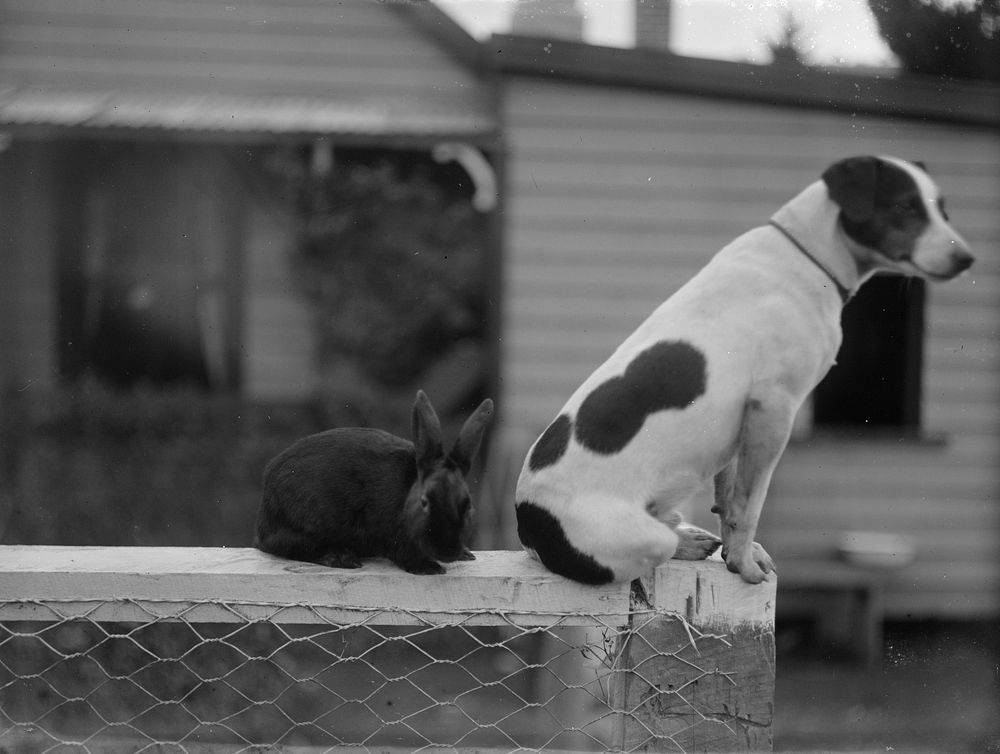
[{"x1": 514, "y1": 155, "x2": 974, "y2": 586}]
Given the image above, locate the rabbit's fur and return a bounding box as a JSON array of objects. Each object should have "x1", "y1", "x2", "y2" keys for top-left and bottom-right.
[{"x1": 255, "y1": 391, "x2": 494, "y2": 575}]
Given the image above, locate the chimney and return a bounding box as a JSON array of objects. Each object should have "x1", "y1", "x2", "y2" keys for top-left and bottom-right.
[
  {"x1": 511, "y1": 0, "x2": 584, "y2": 42},
  {"x1": 635, "y1": 0, "x2": 672, "y2": 52}
]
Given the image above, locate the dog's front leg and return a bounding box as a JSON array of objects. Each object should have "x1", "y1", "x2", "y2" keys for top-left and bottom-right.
[
  {"x1": 716, "y1": 395, "x2": 792, "y2": 583},
  {"x1": 714, "y1": 458, "x2": 771, "y2": 577}
]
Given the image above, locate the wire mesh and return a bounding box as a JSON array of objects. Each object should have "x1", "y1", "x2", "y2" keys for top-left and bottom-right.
[{"x1": 1, "y1": 598, "x2": 746, "y2": 753}]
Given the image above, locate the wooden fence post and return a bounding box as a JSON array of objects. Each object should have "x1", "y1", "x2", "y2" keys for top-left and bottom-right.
[{"x1": 612, "y1": 560, "x2": 776, "y2": 752}]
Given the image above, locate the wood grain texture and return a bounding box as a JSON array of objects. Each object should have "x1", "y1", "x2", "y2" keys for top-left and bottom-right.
[
  {"x1": 0, "y1": 547, "x2": 775, "y2": 630},
  {"x1": 612, "y1": 619, "x2": 775, "y2": 752},
  {"x1": 648, "y1": 557, "x2": 777, "y2": 631},
  {"x1": 0, "y1": 546, "x2": 637, "y2": 625},
  {"x1": 613, "y1": 559, "x2": 777, "y2": 752}
]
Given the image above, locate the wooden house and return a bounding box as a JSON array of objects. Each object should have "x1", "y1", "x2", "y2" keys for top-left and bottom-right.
[
  {"x1": 0, "y1": 0, "x2": 497, "y2": 400},
  {"x1": 1, "y1": 1, "x2": 998, "y2": 620}
]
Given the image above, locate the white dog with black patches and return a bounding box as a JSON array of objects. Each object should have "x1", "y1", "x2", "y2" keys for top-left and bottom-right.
[{"x1": 515, "y1": 155, "x2": 974, "y2": 586}]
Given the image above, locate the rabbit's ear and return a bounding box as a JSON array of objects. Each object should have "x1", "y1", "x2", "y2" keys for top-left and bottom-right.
[
  {"x1": 448, "y1": 398, "x2": 494, "y2": 476},
  {"x1": 413, "y1": 390, "x2": 444, "y2": 472}
]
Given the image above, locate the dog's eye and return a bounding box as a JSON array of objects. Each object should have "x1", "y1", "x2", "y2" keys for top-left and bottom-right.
[
  {"x1": 889, "y1": 197, "x2": 924, "y2": 228},
  {"x1": 937, "y1": 197, "x2": 950, "y2": 221}
]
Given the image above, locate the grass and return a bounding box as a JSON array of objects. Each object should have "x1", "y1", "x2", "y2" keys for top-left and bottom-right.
[{"x1": 774, "y1": 619, "x2": 1000, "y2": 753}]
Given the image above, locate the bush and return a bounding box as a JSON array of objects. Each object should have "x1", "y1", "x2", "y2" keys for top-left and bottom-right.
[
  {"x1": 260, "y1": 147, "x2": 490, "y2": 411},
  {"x1": 0, "y1": 380, "x2": 325, "y2": 546}
]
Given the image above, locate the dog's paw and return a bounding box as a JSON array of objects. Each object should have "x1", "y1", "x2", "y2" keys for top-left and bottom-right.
[
  {"x1": 751, "y1": 541, "x2": 775, "y2": 572},
  {"x1": 672, "y1": 525, "x2": 722, "y2": 561},
  {"x1": 723, "y1": 542, "x2": 775, "y2": 584}
]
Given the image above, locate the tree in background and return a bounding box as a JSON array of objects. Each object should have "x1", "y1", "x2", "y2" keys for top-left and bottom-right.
[
  {"x1": 296, "y1": 159, "x2": 485, "y2": 388},
  {"x1": 262, "y1": 146, "x2": 491, "y2": 432},
  {"x1": 868, "y1": 0, "x2": 999, "y2": 82},
  {"x1": 767, "y1": 10, "x2": 811, "y2": 65}
]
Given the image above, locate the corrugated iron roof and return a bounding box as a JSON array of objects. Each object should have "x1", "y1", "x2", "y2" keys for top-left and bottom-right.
[{"x1": 0, "y1": 87, "x2": 494, "y2": 136}]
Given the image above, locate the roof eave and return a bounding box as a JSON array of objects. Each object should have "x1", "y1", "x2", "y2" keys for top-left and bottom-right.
[
  {"x1": 491, "y1": 33, "x2": 1000, "y2": 128},
  {"x1": 391, "y1": 2, "x2": 490, "y2": 75}
]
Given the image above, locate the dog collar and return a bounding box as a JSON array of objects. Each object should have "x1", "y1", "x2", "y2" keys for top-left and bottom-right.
[{"x1": 768, "y1": 219, "x2": 852, "y2": 304}]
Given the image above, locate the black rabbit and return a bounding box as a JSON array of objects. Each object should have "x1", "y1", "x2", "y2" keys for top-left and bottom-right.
[{"x1": 255, "y1": 391, "x2": 494, "y2": 575}]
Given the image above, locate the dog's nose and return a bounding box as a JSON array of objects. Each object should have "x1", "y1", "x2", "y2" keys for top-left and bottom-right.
[{"x1": 952, "y1": 247, "x2": 975, "y2": 273}]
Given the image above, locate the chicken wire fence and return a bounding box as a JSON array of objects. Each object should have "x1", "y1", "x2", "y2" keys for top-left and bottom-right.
[{"x1": 0, "y1": 597, "x2": 744, "y2": 754}]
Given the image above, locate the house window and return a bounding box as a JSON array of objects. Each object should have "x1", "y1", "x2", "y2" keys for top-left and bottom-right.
[
  {"x1": 56, "y1": 141, "x2": 242, "y2": 391},
  {"x1": 812, "y1": 276, "x2": 926, "y2": 432}
]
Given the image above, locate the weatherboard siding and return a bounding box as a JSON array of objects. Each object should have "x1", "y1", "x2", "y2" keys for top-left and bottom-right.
[
  {"x1": 243, "y1": 199, "x2": 316, "y2": 401},
  {"x1": 499, "y1": 76, "x2": 1000, "y2": 618}
]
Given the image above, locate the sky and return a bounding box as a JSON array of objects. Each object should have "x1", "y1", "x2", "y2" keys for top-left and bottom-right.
[{"x1": 435, "y1": 0, "x2": 898, "y2": 67}]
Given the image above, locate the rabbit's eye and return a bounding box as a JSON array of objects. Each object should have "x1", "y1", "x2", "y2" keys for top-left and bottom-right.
[{"x1": 419, "y1": 495, "x2": 430, "y2": 511}]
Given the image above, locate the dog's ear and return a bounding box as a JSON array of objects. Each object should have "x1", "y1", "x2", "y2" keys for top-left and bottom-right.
[{"x1": 822, "y1": 156, "x2": 881, "y2": 222}]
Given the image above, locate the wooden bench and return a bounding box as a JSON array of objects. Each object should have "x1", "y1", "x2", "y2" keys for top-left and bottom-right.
[{"x1": 776, "y1": 559, "x2": 887, "y2": 667}]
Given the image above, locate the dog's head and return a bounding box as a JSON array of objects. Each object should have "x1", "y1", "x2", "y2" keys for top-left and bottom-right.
[{"x1": 822, "y1": 155, "x2": 974, "y2": 280}]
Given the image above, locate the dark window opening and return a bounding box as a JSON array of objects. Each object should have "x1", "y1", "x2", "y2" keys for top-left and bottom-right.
[
  {"x1": 812, "y1": 276, "x2": 926, "y2": 431},
  {"x1": 56, "y1": 141, "x2": 243, "y2": 391}
]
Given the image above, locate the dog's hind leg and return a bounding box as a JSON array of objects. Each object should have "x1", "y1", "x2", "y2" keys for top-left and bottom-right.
[
  {"x1": 672, "y1": 523, "x2": 722, "y2": 560},
  {"x1": 654, "y1": 508, "x2": 721, "y2": 560},
  {"x1": 563, "y1": 493, "x2": 680, "y2": 582}
]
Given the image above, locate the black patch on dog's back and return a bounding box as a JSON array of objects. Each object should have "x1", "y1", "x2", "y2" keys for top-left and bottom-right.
[
  {"x1": 516, "y1": 500, "x2": 614, "y2": 585},
  {"x1": 529, "y1": 414, "x2": 572, "y2": 471},
  {"x1": 574, "y1": 340, "x2": 707, "y2": 455}
]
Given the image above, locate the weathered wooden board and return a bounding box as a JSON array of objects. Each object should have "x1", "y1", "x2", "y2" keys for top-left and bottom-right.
[
  {"x1": 0, "y1": 547, "x2": 775, "y2": 629},
  {"x1": 612, "y1": 618, "x2": 775, "y2": 752},
  {"x1": 646, "y1": 557, "x2": 777, "y2": 630},
  {"x1": 0, "y1": 546, "x2": 640, "y2": 626},
  {"x1": 612, "y1": 559, "x2": 777, "y2": 753}
]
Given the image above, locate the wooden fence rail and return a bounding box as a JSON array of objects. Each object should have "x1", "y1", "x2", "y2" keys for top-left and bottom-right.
[{"x1": 0, "y1": 546, "x2": 775, "y2": 753}]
